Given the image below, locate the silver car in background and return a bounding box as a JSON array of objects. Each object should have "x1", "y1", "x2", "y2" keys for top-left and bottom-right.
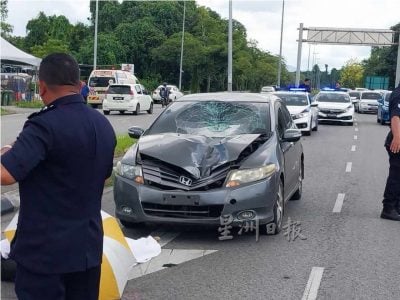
[{"x1": 358, "y1": 91, "x2": 382, "y2": 114}]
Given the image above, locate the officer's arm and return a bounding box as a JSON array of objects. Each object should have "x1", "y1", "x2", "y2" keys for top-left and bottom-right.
[
  {"x1": 1, "y1": 146, "x2": 16, "y2": 185},
  {"x1": 390, "y1": 116, "x2": 400, "y2": 153}
]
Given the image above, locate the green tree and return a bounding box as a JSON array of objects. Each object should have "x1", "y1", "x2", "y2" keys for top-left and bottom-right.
[
  {"x1": 31, "y1": 38, "x2": 69, "y2": 58},
  {"x1": 0, "y1": 0, "x2": 13, "y2": 38},
  {"x1": 340, "y1": 59, "x2": 364, "y2": 89}
]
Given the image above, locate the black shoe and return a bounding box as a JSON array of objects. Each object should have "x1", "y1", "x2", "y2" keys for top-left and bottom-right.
[{"x1": 380, "y1": 208, "x2": 400, "y2": 221}]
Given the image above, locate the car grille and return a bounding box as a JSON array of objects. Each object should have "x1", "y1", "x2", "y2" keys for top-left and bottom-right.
[
  {"x1": 141, "y1": 156, "x2": 230, "y2": 191},
  {"x1": 142, "y1": 203, "x2": 223, "y2": 219},
  {"x1": 319, "y1": 108, "x2": 345, "y2": 114}
]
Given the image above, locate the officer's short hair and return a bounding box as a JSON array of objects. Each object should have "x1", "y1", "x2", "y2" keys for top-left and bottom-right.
[{"x1": 39, "y1": 53, "x2": 80, "y2": 87}]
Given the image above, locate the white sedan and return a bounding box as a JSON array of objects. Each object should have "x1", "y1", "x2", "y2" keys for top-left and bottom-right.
[
  {"x1": 103, "y1": 84, "x2": 153, "y2": 115},
  {"x1": 152, "y1": 85, "x2": 184, "y2": 103},
  {"x1": 273, "y1": 91, "x2": 319, "y2": 135},
  {"x1": 314, "y1": 91, "x2": 355, "y2": 125}
]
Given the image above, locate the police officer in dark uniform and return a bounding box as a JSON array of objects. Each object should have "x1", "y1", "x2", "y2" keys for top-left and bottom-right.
[
  {"x1": 1, "y1": 53, "x2": 116, "y2": 299},
  {"x1": 381, "y1": 82, "x2": 400, "y2": 221}
]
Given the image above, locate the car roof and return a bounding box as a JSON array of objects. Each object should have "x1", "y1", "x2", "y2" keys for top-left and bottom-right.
[
  {"x1": 176, "y1": 92, "x2": 277, "y2": 103},
  {"x1": 274, "y1": 91, "x2": 308, "y2": 95},
  {"x1": 317, "y1": 91, "x2": 348, "y2": 95}
]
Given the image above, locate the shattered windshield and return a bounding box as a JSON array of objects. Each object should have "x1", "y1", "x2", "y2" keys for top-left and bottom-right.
[{"x1": 147, "y1": 101, "x2": 270, "y2": 137}]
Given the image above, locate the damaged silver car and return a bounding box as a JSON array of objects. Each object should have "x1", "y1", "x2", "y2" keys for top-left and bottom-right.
[{"x1": 114, "y1": 93, "x2": 304, "y2": 234}]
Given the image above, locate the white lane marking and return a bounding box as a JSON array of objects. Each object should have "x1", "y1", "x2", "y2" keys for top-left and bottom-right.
[
  {"x1": 355, "y1": 127, "x2": 359, "y2": 132},
  {"x1": 351, "y1": 145, "x2": 356, "y2": 152},
  {"x1": 302, "y1": 267, "x2": 325, "y2": 300},
  {"x1": 345, "y1": 162, "x2": 352, "y2": 173},
  {"x1": 355, "y1": 122, "x2": 358, "y2": 126},
  {"x1": 333, "y1": 193, "x2": 346, "y2": 213},
  {"x1": 354, "y1": 135, "x2": 358, "y2": 140}
]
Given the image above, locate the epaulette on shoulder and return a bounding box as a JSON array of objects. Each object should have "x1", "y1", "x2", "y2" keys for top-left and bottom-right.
[{"x1": 27, "y1": 104, "x2": 56, "y2": 119}]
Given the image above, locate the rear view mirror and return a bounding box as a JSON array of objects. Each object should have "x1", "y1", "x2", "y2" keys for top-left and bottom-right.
[
  {"x1": 128, "y1": 126, "x2": 145, "y2": 139},
  {"x1": 283, "y1": 128, "x2": 302, "y2": 142}
]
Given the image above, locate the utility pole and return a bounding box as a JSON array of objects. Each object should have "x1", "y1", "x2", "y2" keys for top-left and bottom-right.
[
  {"x1": 179, "y1": 1, "x2": 186, "y2": 91},
  {"x1": 295, "y1": 23, "x2": 304, "y2": 87},
  {"x1": 93, "y1": 0, "x2": 99, "y2": 70},
  {"x1": 227, "y1": 0, "x2": 233, "y2": 92},
  {"x1": 277, "y1": 0, "x2": 285, "y2": 88}
]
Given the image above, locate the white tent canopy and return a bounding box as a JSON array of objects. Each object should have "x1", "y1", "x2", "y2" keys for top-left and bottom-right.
[{"x1": 1, "y1": 37, "x2": 41, "y2": 67}]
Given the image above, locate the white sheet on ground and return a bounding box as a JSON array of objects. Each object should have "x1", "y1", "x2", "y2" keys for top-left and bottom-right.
[
  {"x1": 1, "y1": 239, "x2": 10, "y2": 259},
  {"x1": 126, "y1": 236, "x2": 161, "y2": 263}
]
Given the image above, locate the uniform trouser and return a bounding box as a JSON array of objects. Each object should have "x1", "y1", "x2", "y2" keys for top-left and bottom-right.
[
  {"x1": 15, "y1": 263, "x2": 101, "y2": 300},
  {"x1": 383, "y1": 148, "x2": 400, "y2": 211}
]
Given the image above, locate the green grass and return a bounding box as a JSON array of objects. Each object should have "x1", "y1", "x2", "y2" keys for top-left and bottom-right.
[
  {"x1": 114, "y1": 134, "x2": 137, "y2": 158},
  {"x1": 1, "y1": 107, "x2": 14, "y2": 115},
  {"x1": 14, "y1": 100, "x2": 44, "y2": 108}
]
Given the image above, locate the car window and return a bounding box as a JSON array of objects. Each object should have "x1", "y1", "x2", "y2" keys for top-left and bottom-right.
[
  {"x1": 276, "y1": 107, "x2": 286, "y2": 139},
  {"x1": 107, "y1": 85, "x2": 131, "y2": 94},
  {"x1": 135, "y1": 85, "x2": 142, "y2": 94},
  {"x1": 276, "y1": 93, "x2": 308, "y2": 106},
  {"x1": 89, "y1": 76, "x2": 115, "y2": 87},
  {"x1": 316, "y1": 93, "x2": 350, "y2": 103},
  {"x1": 361, "y1": 92, "x2": 381, "y2": 100},
  {"x1": 384, "y1": 92, "x2": 392, "y2": 102},
  {"x1": 147, "y1": 101, "x2": 270, "y2": 137},
  {"x1": 349, "y1": 92, "x2": 360, "y2": 99}
]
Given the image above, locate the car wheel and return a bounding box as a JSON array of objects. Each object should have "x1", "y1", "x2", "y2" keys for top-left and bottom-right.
[
  {"x1": 291, "y1": 163, "x2": 303, "y2": 200},
  {"x1": 261, "y1": 181, "x2": 284, "y2": 235},
  {"x1": 103, "y1": 110, "x2": 110, "y2": 115},
  {"x1": 312, "y1": 118, "x2": 318, "y2": 131},
  {"x1": 377, "y1": 115, "x2": 380, "y2": 123},
  {"x1": 380, "y1": 118, "x2": 386, "y2": 125},
  {"x1": 133, "y1": 104, "x2": 140, "y2": 115},
  {"x1": 119, "y1": 110, "x2": 125, "y2": 114},
  {"x1": 304, "y1": 129, "x2": 311, "y2": 136},
  {"x1": 147, "y1": 103, "x2": 153, "y2": 114},
  {"x1": 91, "y1": 104, "x2": 98, "y2": 109},
  {"x1": 348, "y1": 122, "x2": 354, "y2": 126}
]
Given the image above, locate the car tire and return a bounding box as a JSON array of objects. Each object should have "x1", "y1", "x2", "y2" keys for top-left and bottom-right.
[
  {"x1": 133, "y1": 104, "x2": 140, "y2": 115},
  {"x1": 91, "y1": 104, "x2": 98, "y2": 109},
  {"x1": 119, "y1": 110, "x2": 125, "y2": 114},
  {"x1": 103, "y1": 110, "x2": 110, "y2": 115},
  {"x1": 291, "y1": 163, "x2": 303, "y2": 201},
  {"x1": 304, "y1": 129, "x2": 311, "y2": 136},
  {"x1": 260, "y1": 181, "x2": 284, "y2": 235},
  {"x1": 377, "y1": 115, "x2": 380, "y2": 123},
  {"x1": 348, "y1": 122, "x2": 354, "y2": 126},
  {"x1": 380, "y1": 118, "x2": 386, "y2": 125},
  {"x1": 147, "y1": 103, "x2": 153, "y2": 114}
]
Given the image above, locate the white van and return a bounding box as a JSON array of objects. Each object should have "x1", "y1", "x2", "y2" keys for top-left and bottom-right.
[{"x1": 87, "y1": 69, "x2": 138, "y2": 108}]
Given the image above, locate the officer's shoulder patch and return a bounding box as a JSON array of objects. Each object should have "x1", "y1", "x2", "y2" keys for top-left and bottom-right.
[{"x1": 27, "y1": 104, "x2": 56, "y2": 119}]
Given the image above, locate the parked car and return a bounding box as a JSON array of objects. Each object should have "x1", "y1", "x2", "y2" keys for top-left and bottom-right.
[
  {"x1": 348, "y1": 90, "x2": 361, "y2": 112},
  {"x1": 114, "y1": 93, "x2": 304, "y2": 235},
  {"x1": 314, "y1": 91, "x2": 355, "y2": 125},
  {"x1": 377, "y1": 91, "x2": 392, "y2": 125},
  {"x1": 260, "y1": 86, "x2": 276, "y2": 93},
  {"x1": 358, "y1": 91, "x2": 382, "y2": 114},
  {"x1": 152, "y1": 85, "x2": 184, "y2": 104},
  {"x1": 273, "y1": 90, "x2": 319, "y2": 136},
  {"x1": 102, "y1": 84, "x2": 153, "y2": 115}
]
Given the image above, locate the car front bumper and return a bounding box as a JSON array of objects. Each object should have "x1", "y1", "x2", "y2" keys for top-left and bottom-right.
[
  {"x1": 292, "y1": 115, "x2": 311, "y2": 131},
  {"x1": 114, "y1": 173, "x2": 278, "y2": 226},
  {"x1": 318, "y1": 111, "x2": 353, "y2": 123},
  {"x1": 359, "y1": 104, "x2": 378, "y2": 113}
]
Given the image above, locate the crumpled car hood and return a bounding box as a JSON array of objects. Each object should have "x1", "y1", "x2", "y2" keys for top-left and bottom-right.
[{"x1": 137, "y1": 133, "x2": 261, "y2": 179}]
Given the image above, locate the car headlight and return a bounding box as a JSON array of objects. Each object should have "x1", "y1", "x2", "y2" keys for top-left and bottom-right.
[
  {"x1": 226, "y1": 164, "x2": 276, "y2": 187},
  {"x1": 116, "y1": 161, "x2": 144, "y2": 184},
  {"x1": 292, "y1": 108, "x2": 310, "y2": 120},
  {"x1": 343, "y1": 105, "x2": 353, "y2": 113}
]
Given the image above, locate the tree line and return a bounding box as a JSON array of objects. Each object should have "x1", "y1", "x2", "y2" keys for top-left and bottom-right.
[{"x1": 1, "y1": 0, "x2": 399, "y2": 91}]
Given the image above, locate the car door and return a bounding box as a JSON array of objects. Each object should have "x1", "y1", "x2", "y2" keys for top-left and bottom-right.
[
  {"x1": 276, "y1": 102, "x2": 300, "y2": 199},
  {"x1": 140, "y1": 84, "x2": 152, "y2": 109},
  {"x1": 134, "y1": 85, "x2": 149, "y2": 110}
]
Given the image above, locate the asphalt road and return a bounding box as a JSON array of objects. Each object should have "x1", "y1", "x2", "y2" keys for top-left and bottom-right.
[{"x1": 2, "y1": 112, "x2": 399, "y2": 300}]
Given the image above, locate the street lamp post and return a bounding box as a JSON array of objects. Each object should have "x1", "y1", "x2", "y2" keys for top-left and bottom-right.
[
  {"x1": 227, "y1": 0, "x2": 233, "y2": 92},
  {"x1": 277, "y1": 0, "x2": 285, "y2": 88},
  {"x1": 179, "y1": 1, "x2": 186, "y2": 91},
  {"x1": 93, "y1": 0, "x2": 99, "y2": 70}
]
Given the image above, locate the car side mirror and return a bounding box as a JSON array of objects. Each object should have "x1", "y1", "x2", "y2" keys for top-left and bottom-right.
[
  {"x1": 377, "y1": 98, "x2": 384, "y2": 104},
  {"x1": 282, "y1": 128, "x2": 302, "y2": 142},
  {"x1": 311, "y1": 102, "x2": 318, "y2": 107},
  {"x1": 128, "y1": 126, "x2": 145, "y2": 139}
]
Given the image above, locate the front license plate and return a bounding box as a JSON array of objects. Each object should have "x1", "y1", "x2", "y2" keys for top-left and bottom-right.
[
  {"x1": 113, "y1": 97, "x2": 124, "y2": 100},
  {"x1": 327, "y1": 114, "x2": 337, "y2": 118},
  {"x1": 163, "y1": 194, "x2": 200, "y2": 205}
]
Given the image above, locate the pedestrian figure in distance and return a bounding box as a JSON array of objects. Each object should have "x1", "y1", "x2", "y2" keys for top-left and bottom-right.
[
  {"x1": 0, "y1": 53, "x2": 116, "y2": 299},
  {"x1": 160, "y1": 82, "x2": 170, "y2": 108},
  {"x1": 381, "y1": 82, "x2": 400, "y2": 221},
  {"x1": 299, "y1": 78, "x2": 311, "y2": 93},
  {"x1": 80, "y1": 80, "x2": 90, "y2": 103}
]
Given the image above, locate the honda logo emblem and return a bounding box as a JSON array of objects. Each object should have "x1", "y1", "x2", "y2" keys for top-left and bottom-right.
[{"x1": 179, "y1": 176, "x2": 192, "y2": 186}]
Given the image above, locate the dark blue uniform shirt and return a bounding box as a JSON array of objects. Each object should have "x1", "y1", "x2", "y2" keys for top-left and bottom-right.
[
  {"x1": 1, "y1": 94, "x2": 116, "y2": 274},
  {"x1": 385, "y1": 85, "x2": 400, "y2": 147}
]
